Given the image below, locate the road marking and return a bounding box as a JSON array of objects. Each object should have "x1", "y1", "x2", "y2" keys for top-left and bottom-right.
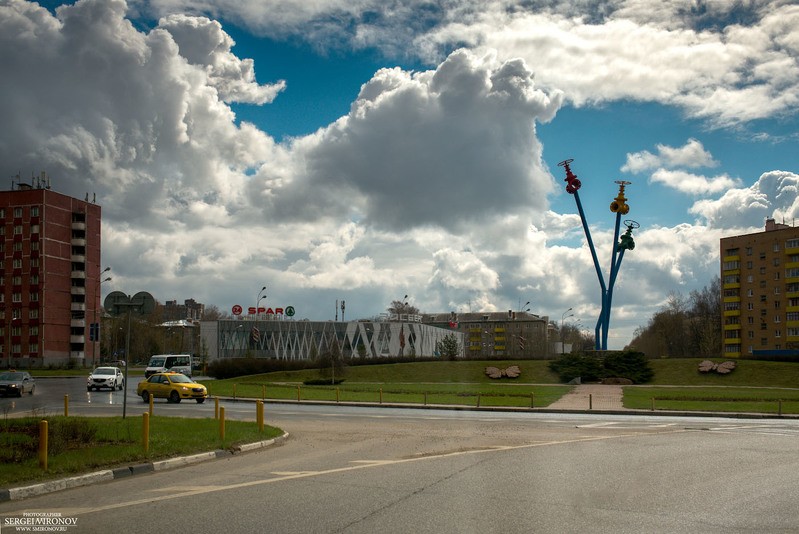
[{"x1": 9, "y1": 431, "x2": 685, "y2": 518}]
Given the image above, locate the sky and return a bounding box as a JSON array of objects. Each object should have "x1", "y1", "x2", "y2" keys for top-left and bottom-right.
[{"x1": 2, "y1": 0, "x2": 799, "y2": 349}]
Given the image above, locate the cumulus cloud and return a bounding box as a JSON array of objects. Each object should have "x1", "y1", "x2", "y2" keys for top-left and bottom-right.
[
  {"x1": 622, "y1": 139, "x2": 718, "y2": 173},
  {"x1": 135, "y1": 0, "x2": 799, "y2": 127},
  {"x1": 690, "y1": 170, "x2": 799, "y2": 228}
]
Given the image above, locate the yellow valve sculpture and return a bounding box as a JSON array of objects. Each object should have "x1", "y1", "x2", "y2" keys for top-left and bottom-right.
[{"x1": 609, "y1": 180, "x2": 631, "y2": 214}]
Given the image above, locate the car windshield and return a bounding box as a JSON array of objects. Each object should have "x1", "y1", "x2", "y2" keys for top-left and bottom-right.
[
  {"x1": 168, "y1": 374, "x2": 193, "y2": 384},
  {"x1": 0, "y1": 372, "x2": 24, "y2": 380},
  {"x1": 150, "y1": 358, "x2": 166, "y2": 366},
  {"x1": 93, "y1": 368, "x2": 115, "y2": 375}
]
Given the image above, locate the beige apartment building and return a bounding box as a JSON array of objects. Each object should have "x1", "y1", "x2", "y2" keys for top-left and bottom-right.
[{"x1": 721, "y1": 218, "x2": 799, "y2": 358}]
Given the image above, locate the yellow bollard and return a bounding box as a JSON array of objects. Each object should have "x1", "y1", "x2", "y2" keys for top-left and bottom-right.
[
  {"x1": 297, "y1": 385, "x2": 301, "y2": 401},
  {"x1": 778, "y1": 400, "x2": 783, "y2": 416},
  {"x1": 424, "y1": 392, "x2": 427, "y2": 405},
  {"x1": 38, "y1": 420, "x2": 48, "y2": 470},
  {"x1": 256, "y1": 400, "x2": 264, "y2": 432},
  {"x1": 64, "y1": 395, "x2": 69, "y2": 417},
  {"x1": 589, "y1": 394, "x2": 593, "y2": 410},
  {"x1": 530, "y1": 393, "x2": 535, "y2": 409},
  {"x1": 233, "y1": 384, "x2": 237, "y2": 401},
  {"x1": 219, "y1": 406, "x2": 226, "y2": 440},
  {"x1": 214, "y1": 397, "x2": 219, "y2": 419},
  {"x1": 336, "y1": 388, "x2": 340, "y2": 403},
  {"x1": 651, "y1": 398, "x2": 655, "y2": 411},
  {"x1": 142, "y1": 412, "x2": 150, "y2": 453},
  {"x1": 379, "y1": 388, "x2": 383, "y2": 404},
  {"x1": 262, "y1": 384, "x2": 266, "y2": 400},
  {"x1": 477, "y1": 394, "x2": 481, "y2": 408},
  {"x1": 149, "y1": 394, "x2": 154, "y2": 416}
]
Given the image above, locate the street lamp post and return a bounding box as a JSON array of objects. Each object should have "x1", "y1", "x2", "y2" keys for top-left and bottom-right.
[
  {"x1": 92, "y1": 267, "x2": 111, "y2": 367},
  {"x1": 255, "y1": 286, "x2": 267, "y2": 320},
  {"x1": 560, "y1": 308, "x2": 574, "y2": 354}
]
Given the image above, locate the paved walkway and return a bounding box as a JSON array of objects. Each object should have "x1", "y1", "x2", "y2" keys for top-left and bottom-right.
[{"x1": 547, "y1": 384, "x2": 625, "y2": 411}]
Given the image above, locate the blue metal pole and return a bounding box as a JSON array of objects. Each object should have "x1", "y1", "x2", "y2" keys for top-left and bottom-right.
[
  {"x1": 600, "y1": 212, "x2": 624, "y2": 350},
  {"x1": 573, "y1": 190, "x2": 606, "y2": 350}
]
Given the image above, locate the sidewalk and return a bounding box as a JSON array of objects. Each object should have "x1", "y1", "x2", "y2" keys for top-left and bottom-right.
[{"x1": 547, "y1": 384, "x2": 625, "y2": 411}]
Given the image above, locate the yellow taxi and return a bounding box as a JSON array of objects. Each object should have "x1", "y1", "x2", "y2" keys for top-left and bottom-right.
[{"x1": 136, "y1": 372, "x2": 208, "y2": 404}]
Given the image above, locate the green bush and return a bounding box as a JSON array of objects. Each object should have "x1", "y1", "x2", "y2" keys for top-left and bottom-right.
[{"x1": 548, "y1": 351, "x2": 653, "y2": 384}]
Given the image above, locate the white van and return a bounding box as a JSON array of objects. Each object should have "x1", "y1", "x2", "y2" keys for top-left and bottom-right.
[{"x1": 145, "y1": 354, "x2": 193, "y2": 378}]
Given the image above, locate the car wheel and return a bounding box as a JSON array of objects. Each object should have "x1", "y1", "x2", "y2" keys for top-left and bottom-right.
[
  {"x1": 29, "y1": 386, "x2": 34, "y2": 396},
  {"x1": 168, "y1": 390, "x2": 181, "y2": 404},
  {"x1": 17, "y1": 390, "x2": 22, "y2": 398},
  {"x1": 196, "y1": 398, "x2": 205, "y2": 404},
  {"x1": 118, "y1": 381, "x2": 123, "y2": 391},
  {"x1": 141, "y1": 390, "x2": 150, "y2": 403},
  {"x1": 87, "y1": 387, "x2": 92, "y2": 392}
]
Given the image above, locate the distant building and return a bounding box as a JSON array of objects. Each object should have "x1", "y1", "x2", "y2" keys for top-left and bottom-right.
[
  {"x1": 199, "y1": 317, "x2": 464, "y2": 363},
  {"x1": 422, "y1": 310, "x2": 551, "y2": 359},
  {"x1": 1, "y1": 174, "x2": 102, "y2": 367},
  {"x1": 164, "y1": 298, "x2": 205, "y2": 321},
  {"x1": 720, "y1": 218, "x2": 799, "y2": 357}
]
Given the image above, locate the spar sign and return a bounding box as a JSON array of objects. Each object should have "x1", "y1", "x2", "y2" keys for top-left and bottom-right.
[{"x1": 232, "y1": 304, "x2": 295, "y2": 317}]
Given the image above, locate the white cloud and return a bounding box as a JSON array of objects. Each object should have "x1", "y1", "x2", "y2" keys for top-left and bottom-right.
[
  {"x1": 622, "y1": 139, "x2": 719, "y2": 173},
  {"x1": 689, "y1": 170, "x2": 799, "y2": 228},
  {"x1": 135, "y1": 0, "x2": 799, "y2": 127},
  {"x1": 650, "y1": 169, "x2": 741, "y2": 196}
]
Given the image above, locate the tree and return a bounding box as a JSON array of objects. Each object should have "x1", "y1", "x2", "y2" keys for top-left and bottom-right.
[
  {"x1": 626, "y1": 277, "x2": 722, "y2": 359},
  {"x1": 388, "y1": 299, "x2": 419, "y2": 316},
  {"x1": 436, "y1": 333, "x2": 460, "y2": 360}
]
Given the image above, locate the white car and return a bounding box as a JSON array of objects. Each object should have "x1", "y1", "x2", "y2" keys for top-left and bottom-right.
[{"x1": 87, "y1": 366, "x2": 125, "y2": 391}]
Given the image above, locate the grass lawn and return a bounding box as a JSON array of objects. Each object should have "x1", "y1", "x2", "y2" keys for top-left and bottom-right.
[{"x1": 0, "y1": 415, "x2": 281, "y2": 488}]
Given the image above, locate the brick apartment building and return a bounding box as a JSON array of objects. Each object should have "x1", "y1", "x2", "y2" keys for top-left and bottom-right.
[
  {"x1": 721, "y1": 218, "x2": 799, "y2": 358},
  {"x1": 1, "y1": 174, "x2": 102, "y2": 368}
]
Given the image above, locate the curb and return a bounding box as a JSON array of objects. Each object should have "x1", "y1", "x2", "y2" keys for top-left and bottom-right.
[{"x1": 0, "y1": 432, "x2": 288, "y2": 503}]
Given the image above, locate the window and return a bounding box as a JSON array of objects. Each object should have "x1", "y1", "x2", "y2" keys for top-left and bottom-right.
[
  {"x1": 747, "y1": 261, "x2": 753, "y2": 269},
  {"x1": 775, "y1": 300, "x2": 781, "y2": 309},
  {"x1": 746, "y1": 247, "x2": 753, "y2": 255},
  {"x1": 725, "y1": 302, "x2": 741, "y2": 311},
  {"x1": 12, "y1": 293, "x2": 21, "y2": 303},
  {"x1": 747, "y1": 275, "x2": 754, "y2": 283},
  {"x1": 775, "y1": 314, "x2": 782, "y2": 322},
  {"x1": 30, "y1": 293, "x2": 38, "y2": 302},
  {"x1": 747, "y1": 289, "x2": 754, "y2": 297},
  {"x1": 760, "y1": 252, "x2": 766, "y2": 260},
  {"x1": 774, "y1": 243, "x2": 780, "y2": 252},
  {"x1": 30, "y1": 241, "x2": 38, "y2": 251},
  {"x1": 748, "y1": 317, "x2": 754, "y2": 324},
  {"x1": 723, "y1": 260, "x2": 740, "y2": 270},
  {"x1": 12, "y1": 276, "x2": 21, "y2": 285},
  {"x1": 30, "y1": 258, "x2": 38, "y2": 268},
  {"x1": 787, "y1": 312, "x2": 799, "y2": 321},
  {"x1": 760, "y1": 267, "x2": 766, "y2": 274},
  {"x1": 13, "y1": 242, "x2": 22, "y2": 251},
  {"x1": 725, "y1": 247, "x2": 739, "y2": 256},
  {"x1": 13, "y1": 225, "x2": 22, "y2": 235},
  {"x1": 775, "y1": 287, "x2": 781, "y2": 295},
  {"x1": 30, "y1": 224, "x2": 39, "y2": 234},
  {"x1": 761, "y1": 337, "x2": 768, "y2": 344},
  {"x1": 13, "y1": 207, "x2": 22, "y2": 217},
  {"x1": 748, "y1": 331, "x2": 754, "y2": 339},
  {"x1": 761, "y1": 295, "x2": 767, "y2": 302},
  {"x1": 774, "y1": 258, "x2": 781, "y2": 266},
  {"x1": 788, "y1": 239, "x2": 799, "y2": 248},
  {"x1": 787, "y1": 268, "x2": 799, "y2": 277},
  {"x1": 30, "y1": 275, "x2": 38, "y2": 284},
  {"x1": 29, "y1": 309, "x2": 38, "y2": 319},
  {"x1": 747, "y1": 302, "x2": 754, "y2": 310},
  {"x1": 30, "y1": 206, "x2": 38, "y2": 217},
  {"x1": 775, "y1": 272, "x2": 781, "y2": 280},
  {"x1": 723, "y1": 274, "x2": 740, "y2": 284},
  {"x1": 28, "y1": 343, "x2": 38, "y2": 354},
  {"x1": 761, "y1": 322, "x2": 767, "y2": 330},
  {"x1": 12, "y1": 259, "x2": 22, "y2": 269}
]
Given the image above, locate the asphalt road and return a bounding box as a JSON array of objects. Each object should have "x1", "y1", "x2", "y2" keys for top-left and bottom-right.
[{"x1": 3, "y1": 379, "x2": 799, "y2": 532}]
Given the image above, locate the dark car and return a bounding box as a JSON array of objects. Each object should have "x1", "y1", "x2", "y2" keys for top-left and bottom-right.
[{"x1": 0, "y1": 371, "x2": 35, "y2": 397}]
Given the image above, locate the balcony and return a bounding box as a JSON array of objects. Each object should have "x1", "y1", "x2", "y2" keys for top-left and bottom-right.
[
  {"x1": 72, "y1": 238, "x2": 86, "y2": 247},
  {"x1": 71, "y1": 303, "x2": 86, "y2": 312},
  {"x1": 71, "y1": 270, "x2": 86, "y2": 279},
  {"x1": 71, "y1": 254, "x2": 86, "y2": 263},
  {"x1": 71, "y1": 318, "x2": 86, "y2": 328},
  {"x1": 71, "y1": 287, "x2": 86, "y2": 296},
  {"x1": 71, "y1": 221, "x2": 86, "y2": 231},
  {"x1": 70, "y1": 335, "x2": 85, "y2": 344}
]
